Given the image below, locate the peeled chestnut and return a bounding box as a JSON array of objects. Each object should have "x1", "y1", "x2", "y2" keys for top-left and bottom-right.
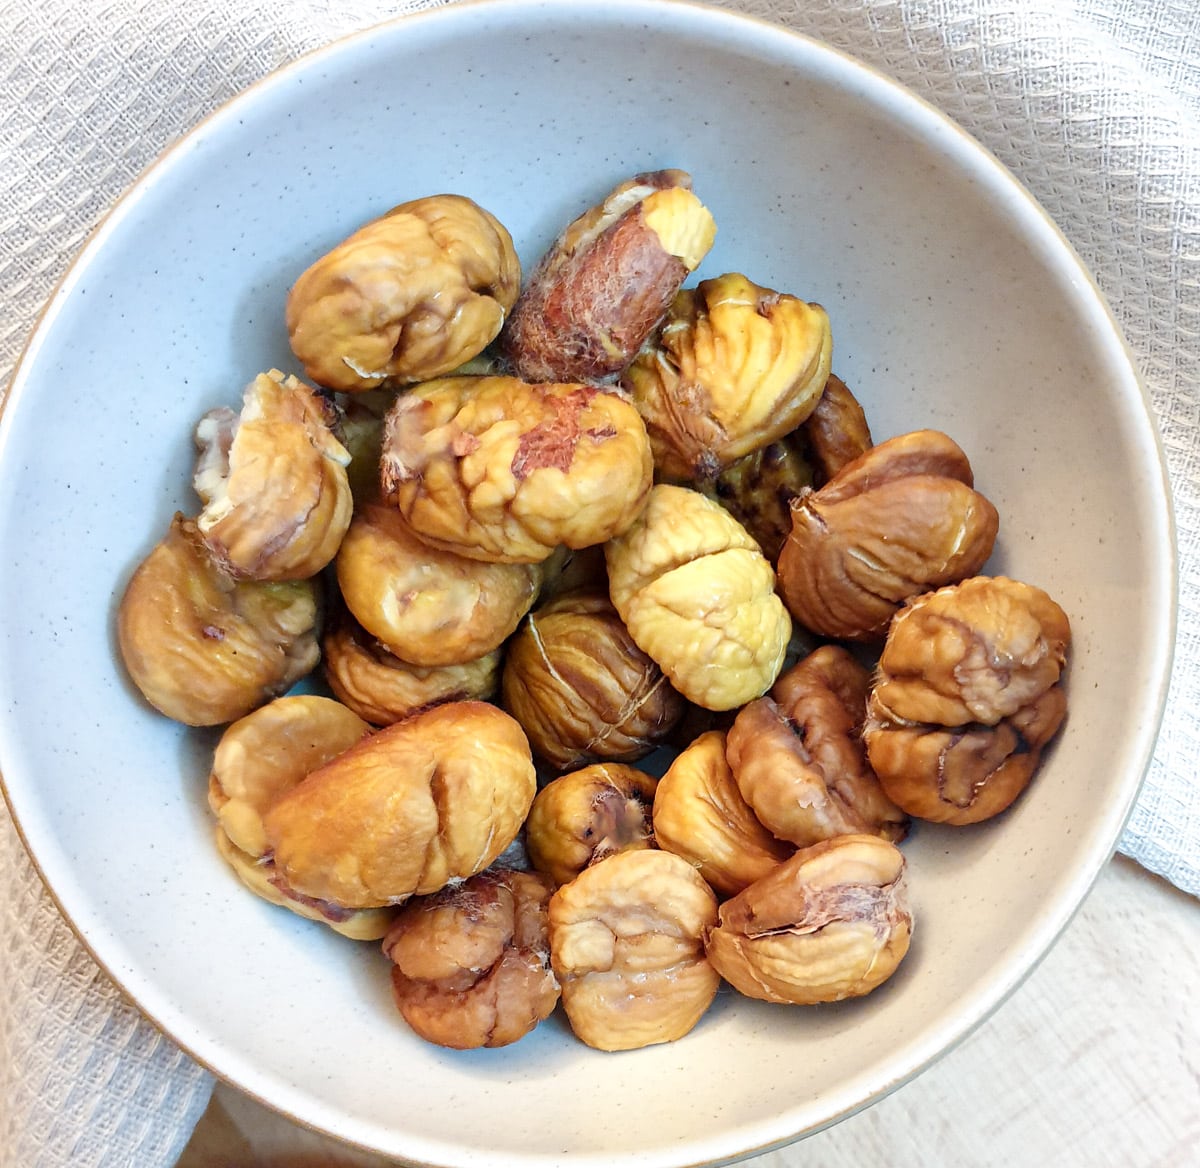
[
  {"x1": 322, "y1": 606, "x2": 501, "y2": 726},
  {"x1": 705, "y1": 833, "x2": 912, "y2": 1005},
  {"x1": 605, "y1": 483, "x2": 791, "y2": 710},
  {"x1": 336, "y1": 500, "x2": 540, "y2": 667},
  {"x1": 524, "y1": 763, "x2": 659, "y2": 887},
  {"x1": 192, "y1": 369, "x2": 353, "y2": 581},
  {"x1": 653, "y1": 730, "x2": 793, "y2": 898},
  {"x1": 501, "y1": 588, "x2": 684, "y2": 770},
  {"x1": 623, "y1": 271, "x2": 832, "y2": 480},
  {"x1": 863, "y1": 575, "x2": 1071, "y2": 824},
  {"x1": 286, "y1": 194, "x2": 521, "y2": 393},
  {"x1": 383, "y1": 869, "x2": 560, "y2": 1049},
  {"x1": 548, "y1": 849, "x2": 719, "y2": 1051},
  {"x1": 380, "y1": 375, "x2": 653, "y2": 563},
  {"x1": 264, "y1": 701, "x2": 536, "y2": 908},
  {"x1": 725, "y1": 646, "x2": 909, "y2": 848},
  {"x1": 206, "y1": 695, "x2": 393, "y2": 940},
  {"x1": 117, "y1": 513, "x2": 321, "y2": 727},
  {"x1": 776, "y1": 429, "x2": 999, "y2": 641}
]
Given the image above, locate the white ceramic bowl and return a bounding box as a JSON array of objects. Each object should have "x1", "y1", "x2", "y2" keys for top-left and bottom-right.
[{"x1": 0, "y1": 1, "x2": 1175, "y2": 1165}]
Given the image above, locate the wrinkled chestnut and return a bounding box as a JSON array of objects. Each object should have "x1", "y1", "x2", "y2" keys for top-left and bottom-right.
[
  {"x1": 264, "y1": 701, "x2": 536, "y2": 907},
  {"x1": 653, "y1": 730, "x2": 793, "y2": 898},
  {"x1": 192, "y1": 369, "x2": 353, "y2": 581},
  {"x1": 286, "y1": 194, "x2": 520, "y2": 392},
  {"x1": 117, "y1": 513, "x2": 321, "y2": 727},
  {"x1": 524, "y1": 763, "x2": 659, "y2": 887},
  {"x1": 776, "y1": 429, "x2": 999, "y2": 641},
  {"x1": 623, "y1": 271, "x2": 832, "y2": 480},
  {"x1": 726, "y1": 646, "x2": 908, "y2": 848},
  {"x1": 380, "y1": 376, "x2": 653, "y2": 563},
  {"x1": 605, "y1": 483, "x2": 791, "y2": 710},
  {"x1": 335, "y1": 500, "x2": 540, "y2": 667},
  {"x1": 549, "y1": 849, "x2": 719, "y2": 1051},
  {"x1": 501, "y1": 589, "x2": 684, "y2": 770},
  {"x1": 322, "y1": 606, "x2": 501, "y2": 726},
  {"x1": 705, "y1": 833, "x2": 912, "y2": 1005},
  {"x1": 863, "y1": 575, "x2": 1071, "y2": 824},
  {"x1": 383, "y1": 869, "x2": 560, "y2": 1049}
]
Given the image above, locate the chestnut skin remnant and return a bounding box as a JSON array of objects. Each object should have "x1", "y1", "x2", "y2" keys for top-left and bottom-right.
[{"x1": 500, "y1": 169, "x2": 716, "y2": 384}]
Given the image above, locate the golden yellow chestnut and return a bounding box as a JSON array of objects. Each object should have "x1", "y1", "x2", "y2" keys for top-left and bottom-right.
[
  {"x1": 623, "y1": 271, "x2": 832, "y2": 480},
  {"x1": 605, "y1": 483, "x2": 790, "y2": 710}
]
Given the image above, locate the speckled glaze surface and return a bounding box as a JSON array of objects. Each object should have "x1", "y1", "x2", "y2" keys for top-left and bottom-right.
[{"x1": 0, "y1": 1, "x2": 1174, "y2": 1166}]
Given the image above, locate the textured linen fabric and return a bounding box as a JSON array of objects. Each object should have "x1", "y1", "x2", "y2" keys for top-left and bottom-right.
[{"x1": 0, "y1": 0, "x2": 1196, "y2": 1164}]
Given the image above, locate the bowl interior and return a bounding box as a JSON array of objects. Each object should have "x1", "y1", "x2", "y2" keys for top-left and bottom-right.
[{"x1": 0, "y1": 1, "x2": 1173, "y2": 1165}]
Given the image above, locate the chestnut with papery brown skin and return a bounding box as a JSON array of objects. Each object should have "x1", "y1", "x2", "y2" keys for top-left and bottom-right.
[
  {"x1": 322, "y1": 605, "x2": 501, "y2": 726},
  {"x1": 653, "y1": 730, "x2": 794, "y2": 898},
  {"x1": 548, "y1": 849, "x2": 720, "y2": 1051},
  {"x1": 863, "y1": 575, "x2": 1071, "y2": 825},
  {"x1": 524, "y1": 763, "x2": 659, "y2": 887},
  {"x1": 264, "y1": 701, "x2": 537, "y2": 908},
  {"x1": 776, "y1": 429, "x2": 1000, "y2": 641},
  {"x1": 501, "y1": 588, "x2": 684, "y2": 770},
  {"x1": 380, "y1": 375, "x2": 653, "y2": 563},
  {"x1": 206, "y1": 695, "x2": 394, "y2": 940},
  {"x1": 500, "y1": 170, "x2": 716, "y2": 384},
  {"x1": 704, "y1": 833, "x2": 912, "y2": 1005},
  {"x1": 604, "y1": 483, "x2": 791, "y2": 711},
  {"x1": 383, "y1": 869, "x2": 560, "y2": 1049},
  {"x1": 623, "y1": 271, "x2": 832, "y2": 481},
  {"x1": 117, "y1": 513, "x2": 322, "y2": 727},
  {"x1": 335, "y1": 500, "x2": 540, "y2": 667},
  {"x1": 726, "y1": 646, "x2": 909, "y2": 847},
  {"x1": 192, "y1": 369, "x2": 353, "y2": 582},
  {"x1": 285, "y1": 194, "x2": 521, "y2": 393}
]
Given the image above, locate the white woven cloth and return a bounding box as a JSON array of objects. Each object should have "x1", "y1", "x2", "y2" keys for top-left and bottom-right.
[{"x1": 1, "y1": 0, "x2": 1197, "y2": 1164}]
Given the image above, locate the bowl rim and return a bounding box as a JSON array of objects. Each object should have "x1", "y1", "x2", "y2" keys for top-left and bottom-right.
[{"x1": 0, "y1": 0, "x2": 1178, "y2": 1163}]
